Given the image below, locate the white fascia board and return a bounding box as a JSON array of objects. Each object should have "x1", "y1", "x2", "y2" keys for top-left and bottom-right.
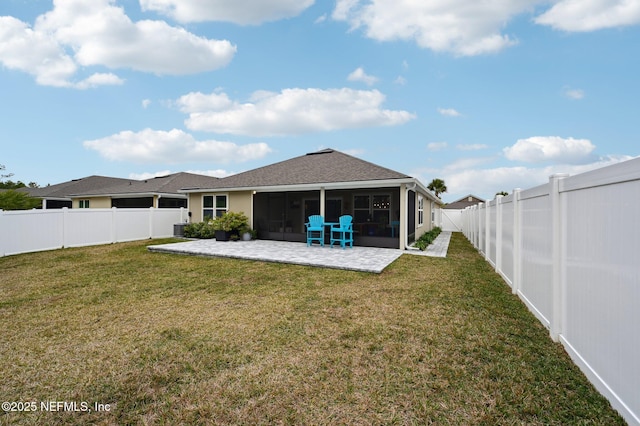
[{"x1": 180, "y1": 178, "x2": 417, "y2": 194}]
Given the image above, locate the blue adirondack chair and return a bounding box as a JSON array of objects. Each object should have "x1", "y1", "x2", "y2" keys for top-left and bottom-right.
[
  {"x1": 330, "y1": 215, "x2": 353, "y2": 249},
  {"x1": 305, "y1": 215, "x2": 325, "y2": 246}
]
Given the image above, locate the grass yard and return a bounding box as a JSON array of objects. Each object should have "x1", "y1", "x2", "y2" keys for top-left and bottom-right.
[{"x1": 0, "y1": 234, "x2": 624, "y2": 425}]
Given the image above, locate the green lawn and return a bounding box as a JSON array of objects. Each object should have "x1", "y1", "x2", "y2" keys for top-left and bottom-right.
[{"x1": 0, "y1": 234, "x2": 624, "y2": 425}]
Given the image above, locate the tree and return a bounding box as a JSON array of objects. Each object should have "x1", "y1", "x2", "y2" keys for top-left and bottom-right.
[
  {"x1": 0, "y1": 190, "x2": 41, "y2": 210},
  {"x1": 0, "y1": 164, "x2": 40, "y2": 189},
  {"x1": 0, "y1": 164, "x2": 12, "y2": 181},
  {"x1": 427, "y1": 178, "x2": 448, "y2": 198}
]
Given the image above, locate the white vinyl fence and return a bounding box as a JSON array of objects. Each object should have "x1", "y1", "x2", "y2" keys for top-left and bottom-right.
[
  {"x1": 0, "y1": 207, "x2": 188, "y2": 257},
  {"x1": 461, "y1": 158, "x2": 640, "y2": 426}
]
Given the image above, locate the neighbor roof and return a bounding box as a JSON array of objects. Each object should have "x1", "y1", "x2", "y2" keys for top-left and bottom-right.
[
  {"x1": 69, "y1": 172, "x2": 219, "y2": 198},
  {"x1": 443, "y1": 194, "x2": 484, "y2": 209},
  {"x1": 183, "y1": 149, "x2": 412, "y2": 192},
  {"x1": 22, "y1": 175, "x2": 131, "y2": 200}
]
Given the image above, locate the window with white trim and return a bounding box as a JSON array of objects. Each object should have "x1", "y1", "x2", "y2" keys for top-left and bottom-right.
[
  {"x1": 203, "y1": 194, "x2": 228, "y2": 220},
  {"x1": 418, "y1": 195, "x2": 424, "y2": 225},
  {"x1": 79, "y1": 199, "x2": 90, "y2": 208}
]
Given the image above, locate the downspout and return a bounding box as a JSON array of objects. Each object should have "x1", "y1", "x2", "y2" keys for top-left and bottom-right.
[{"x1": 404, "y1": 182, "x2": 420, "y2": 251}]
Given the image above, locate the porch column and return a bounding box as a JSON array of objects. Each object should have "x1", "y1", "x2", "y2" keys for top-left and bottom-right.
[
  {"x1": 320, "y1": 187, "x2": 326, "y2": 217},
  {"x1": 399, "y1": 184, "x2": 407, "y2": 249}
]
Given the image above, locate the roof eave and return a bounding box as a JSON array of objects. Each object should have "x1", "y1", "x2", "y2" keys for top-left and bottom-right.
[
  {"x1": 180, "y1": 177, "x2": 442, "y2": 204},
  {"x1": 68, "y1": 192, "x2": 187, "y2": 199}
]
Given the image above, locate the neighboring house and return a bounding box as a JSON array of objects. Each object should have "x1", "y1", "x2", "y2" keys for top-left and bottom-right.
[
  {"x1": 443, "y1": 194, "x2": 484, "y2": 210},
  {"x1": 181, "y1": 148, "x2": 442, "y2": 250},
  {"x1": 68, "y1": 172, "x2": 219, "y2": 209},
  {"x1": 21, "y1": 175, "x2": 131, "y2": 209}
]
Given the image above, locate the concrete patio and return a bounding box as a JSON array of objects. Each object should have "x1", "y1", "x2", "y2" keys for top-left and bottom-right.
[{"x1": 148, "y1": 231, "x2": 452, "y2": 273}]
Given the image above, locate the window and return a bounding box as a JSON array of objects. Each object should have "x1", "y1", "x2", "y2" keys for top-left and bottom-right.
[
  {"x1": 79, "y1": 199, "x2": 90, "y2": 208},
  {"x1": 418, "y1": 195, "x2": 424, "y2": 225},
  {"x1": 203, "y1": 195, "x2": 228, "y2": 220}
]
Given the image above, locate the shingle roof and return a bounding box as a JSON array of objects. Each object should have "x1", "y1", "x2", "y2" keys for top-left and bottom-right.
[
  {"x1": 443, "y1": 194, "x2": 484, "y2": 209},
  {"x1": 23, "y1": 176, "x2": 131, "y2": 199},
  {"x1": 186, "y1": 149, "x2": 411, "y2": 191},
  {"x1": 69, "y1": 172, "x2": 219, "y2": 196}
]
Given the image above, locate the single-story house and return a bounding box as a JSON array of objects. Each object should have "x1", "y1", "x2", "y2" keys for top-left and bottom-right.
[
  {"x1": 181, "y1": 149, "x2": 442, "y2": 250},
  {"x1": 21, "y1": 175, "x2": 132, "y2": 209},
  {"x1": 67, "y1": 172, "x2": 219, "y2": 209},
  {"x1": 443, "y1": 194, "x2": 484, "y2": 210}
]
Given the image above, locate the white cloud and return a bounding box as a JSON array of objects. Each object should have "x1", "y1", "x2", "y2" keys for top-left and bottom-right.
[
  {"x1": 393, "y1": 75, "x2": 407, "y2": 86},
  {"x1": 129, "y1": 169, "x2": 233, "y2": 180},
  {"x1": 0, "y1": 0, "x2": 236, "y2": 88},
  {"x1": 503, "y1": 136, "x2": 596, "y2": 164},
  {"x1": 179, "y1": 88, "x2": 416, "y2": 137},
  {"x1": 332, "y1": 1, "x2": 640, "y2": 55},
  {"x1": 83, "y1": 128, "x2": 272, "y2": 163},
  {"x1": 332, "y1": 0, "x2": 536, "y2": 56},
  {"x1": 535, "y1": 0, "x2": 640, "y2": 32},
  {"x1": 420, "y1": 155, "x2": 636, "y2": 202},
  {"x1": 139, "y1": 0, "x2": 315, "y2": 25},
  {"x1": 315, "y1": 14, "x2": 327, "y2": 24},
  {"x1": 438, "y1": 107, "x2": 462, "y2": 117},
  {"x1": 427, "y1": 142, "x2": 448, "y2": 151},
  {"x1": 564, "y1": 87, "x2": 585, "y2": 100},
  {"x1": 457, "y1": 144, "x2": 488, "y2": 151},
  {"x1": 347, "y1": 67, "x2": 379, "y2": 86},
  {"x1": 393, "y1": 76, "x2": 407, "y2": 85},
  {"x1": 142, "y1": 99, "x2": 152, "y2": 109},
  {"x1": 75, "y1": 72, "x2": 124, "y2": 89}
]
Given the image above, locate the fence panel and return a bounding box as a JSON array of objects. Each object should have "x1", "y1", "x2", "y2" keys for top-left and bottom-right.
[
  {"x1": 499, "y1": 196, "x2": 514, "y2": 286},
  {"x1": 113, "y1": 208, "x2": 152, "y2": 242},
  {"x1": 152, "y1": 208, "x2": 187, "y2": 237},
  {"x1": 487, "y1": 200, "x2": 497, "y2": 267},
  {"x1": 519, "y1": 187, "x2": 553, "y2": 327},
  {"x1": 561, "y1": 173, "x2": 640, "y2": 424},
  {"x1": 460, "y1": 157, "x2": 640, "y2": 425},
  {"x1": 64, "y1": 209, "x2": 114, "y2": 248},
  {"x1": 0, "y1": 208, "x2": 184, "y2": 257},
  {"x1": 0, "y1": 210, "x2": 64, "y2": 256}
]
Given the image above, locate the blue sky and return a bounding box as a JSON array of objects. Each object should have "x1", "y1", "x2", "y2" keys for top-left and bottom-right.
[{"x1": 1, "y1": 0, "x2": 639, "y2": 203}]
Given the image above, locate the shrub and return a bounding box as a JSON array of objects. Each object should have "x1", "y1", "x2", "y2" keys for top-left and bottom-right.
[
  {"x1": 183, "y1": 221, "x2": 216, "y2": 239},
  {"x1": 414, "y1": 226, "x2": 442, "y2": 251},
  {"x1": 211, "y1": 211, "x2": 250, "y2": 233}
]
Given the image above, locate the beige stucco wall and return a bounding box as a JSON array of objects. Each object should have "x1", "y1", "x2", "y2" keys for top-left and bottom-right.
[
  {"x1": 187, "y1": 191, "x2": 253, "y2": 224},
  {"x1": 73, "y1": 197, "x2": 111, "y2": 209},
  {"x1": 414, "y1": 189, "x2": 439, "y2": 241},
  {"x1": 229, "y1": 191, "x2": 253, "y2": 226}
]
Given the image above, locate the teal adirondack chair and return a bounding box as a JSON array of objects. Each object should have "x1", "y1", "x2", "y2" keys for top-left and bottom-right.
[
  {"x1": 306, "y1": 215, "x2": 325, "y2": 246},
  {"x1": 330, "y1": 215, "x2": 353, "y2": 249}
]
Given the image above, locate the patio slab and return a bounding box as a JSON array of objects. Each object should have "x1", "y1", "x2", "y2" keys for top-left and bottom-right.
[{"x1": 148, "y1": 231, "x2": 452, "y2": 273}]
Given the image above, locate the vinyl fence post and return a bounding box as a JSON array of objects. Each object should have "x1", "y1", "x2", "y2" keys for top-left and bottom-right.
[
  {"x1": 512, "y1": 188, "x2": 522, "y2": 295},
  {"x1": 62, "y1": 207, "x2": 69, "y2": 248},
  {"x1": 495, "y1": 195, "x2": 503, "y2": 273},
  {"x1": 149, "y1": 207, "x2": 154, "y2": 239},
  {"x1": 485, "y1": 201, "x2": 490, "y2": 260},
  {"x1": 0, "y1": 209, "x2": 4, "y2": 257},
  {"x1": 478, "y1": 203, "x2": 484, "y2": 253},
  {"x1": 550, "y1": 174, "x2": 569, "y2": 342},
  {"x1": 111, "y1": 207, "x2": 117, "y2": 243}
]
